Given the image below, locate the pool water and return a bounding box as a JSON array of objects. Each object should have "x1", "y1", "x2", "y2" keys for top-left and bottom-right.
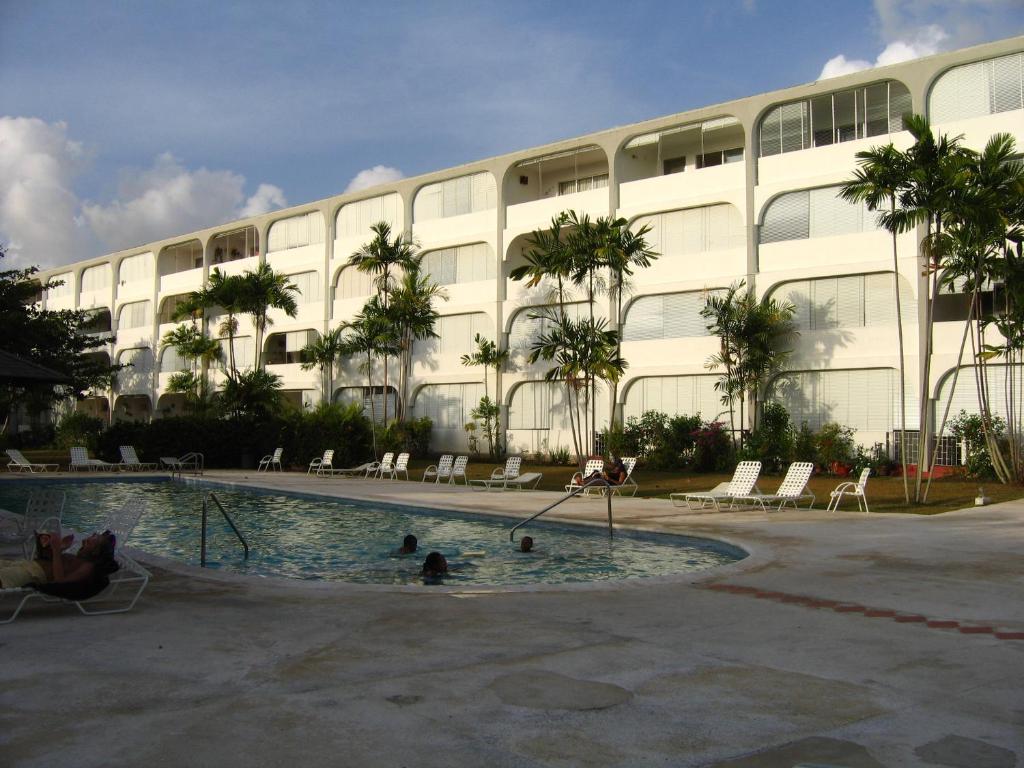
[{"x1": 0, "y1": 480, "x2": 745, "y2": 585}]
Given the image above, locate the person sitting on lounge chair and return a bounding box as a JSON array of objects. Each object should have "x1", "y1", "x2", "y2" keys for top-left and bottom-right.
[
  {"x1": 603, "y1": 457, "x2": 627, "y2": 486},
  {"x1": 0, "y1": 528, "x2": 119, "y2": 600}
]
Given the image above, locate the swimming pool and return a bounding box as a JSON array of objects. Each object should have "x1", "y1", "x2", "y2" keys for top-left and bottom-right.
[{"x1": 0, "y1": 479, "x2": 745, "y2": 585}]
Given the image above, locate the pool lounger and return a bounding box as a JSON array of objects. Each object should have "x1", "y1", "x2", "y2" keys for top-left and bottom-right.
[
  {"x1": 0, "y1": 553, "x2": 151, "y2": 624},
  {"x1": 469, "y1": 472, "x2": 543, "y2": 491},
  {"x1": 669, "y1": 461, "x2": 763, "y2": 511}
]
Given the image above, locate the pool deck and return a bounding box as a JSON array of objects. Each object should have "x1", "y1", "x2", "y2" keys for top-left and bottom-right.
[{"x1": 2, "y1": 470, "x2": 1022, "y2": 766}]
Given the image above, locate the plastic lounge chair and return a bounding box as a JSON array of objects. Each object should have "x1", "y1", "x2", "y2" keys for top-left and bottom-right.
[
  {"x1": 5, "y1": 449, "x2": 58, "y2": 473},
  {"x1": 119, "y1": 445, "x2": 158, "y2": 471},
  {"x1": 450, "y1": 455, "x2": 469, "y2": 485},
  {"x1": 469, "y1": 456, "x2": 522, "y2": 491},
  {"x1": 330, "y1": 462, "x2": 376, "y2": 478},
  {"x1": 0, "y1": 489, "x2": 65, "y2": 558},
  {"x1": 99, "y1": 498, "x2": 146, "y2": 545},
  {"x1": 377, "y1": 452, "x2": 405, "y2": 480},
  {"x1": 826, "y1": 467, "x2": 871, "y2": 513},
  {"x1": 0, "y1": 552, "x2": 151, "y2": 624},
  {"x1": 160, "y1": 453, "x2": 203, "y2": 476},
  {"x1": 70, "y1": 447, "x2": 113, "y2": 472},
  {"x1": 565, "y1": 459, "x2": 605, "y2": 495},
  {"x1": 422, "y1": 455, "x2": 454, "y2": 483},
  {"x1": 393, "y1": 453, "x2": 411, "y2": 480},
  {"x1": 308, "y1": 450, "x2": 334, "y2": 476},
  {"x1": 672, "y1": 461, "x2": 762, "y2": 510},
  {"x1": 609, "y1": 457, "x2": 640, "y2": 497},
  {"x1": 500, "y1": 472, "x2": 543, "y2": 491},
  {"x1": 370, "y1": 452, "x2": 395, "y2": 479},
  {"x1": 733, "y1": 462, "x2": 816, "y2": 512},
  {"x1": 257, "y1": 448, "x2": 283, "y2": 472}
]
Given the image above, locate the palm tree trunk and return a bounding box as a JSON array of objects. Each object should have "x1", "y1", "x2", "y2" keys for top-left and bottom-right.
[{"x1": 888, "y1": 210, "x2": 910, "y2": 505}]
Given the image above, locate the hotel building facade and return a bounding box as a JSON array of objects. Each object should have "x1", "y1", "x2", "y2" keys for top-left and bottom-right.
[{"x1": 38, "y1": 36, "x2": 1024, "y2": 460}]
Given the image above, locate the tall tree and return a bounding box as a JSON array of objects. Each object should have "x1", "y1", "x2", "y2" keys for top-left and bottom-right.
[
  {"x1": 389, "y1": 262, "x2": 446, "y2": 421},
  {"x1": 239, "y1": 263, "x2": 299, "y2": 371},
  {"x1": 159, "y1": 323, "x2": 223, "y2": 412},
  {"x1": 300, "y1": 327, "x2": 346, "y2": 404},
  {"x1": 841, "y1": 144, "x2": 912, "y2": 503},
  {"x1": 202, "y1": 268, "x2": 247, "y2": 376},
  {"x1": 348, "y1": 221, "x2": 420, "y2": 422},
  {"x1": 461, "y1": 333, "x2": 510, "y2": 457}
]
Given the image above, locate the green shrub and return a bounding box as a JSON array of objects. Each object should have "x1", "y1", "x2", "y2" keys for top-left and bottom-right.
[
  {"x1": 949, "y1": 410, "x2": 1004, "y2": 480},
  {"x1": 547, "y1": 445, "x2": 572, "y2": 465},
  {"x1": 692, "y1": 421, "x2": 733, "y2": 472},
  {"x1": 380, "y1": 417, "x2": 432, "y2": 456},
  {"x1": 815, "y1": 422, "x2": 856, "y2": 474},
  {"x1": 54, "y1": 411, "x2": 105, "y2": 451},
  {"x1": 793, "y1": 422, "x2": 817, "y2": 464},
  {"x1": 280, "y1": 403, "x2": 374, "y2": 469},
  {"x1": 742, "y1": 402, "x2": 794, "y2": 473}
]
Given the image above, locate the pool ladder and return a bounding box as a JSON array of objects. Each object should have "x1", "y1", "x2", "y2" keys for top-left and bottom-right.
[
  {"x1": 200, "y1": 492, "x2": 250, "y2": 567},
  {"x1": 509, "y1": 478, "x2": 614, "y2": 543}
]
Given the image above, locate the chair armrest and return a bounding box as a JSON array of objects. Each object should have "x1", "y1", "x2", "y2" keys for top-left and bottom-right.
[{"x1": 830, "y1": 482, "x2": 856, "y2": 494}]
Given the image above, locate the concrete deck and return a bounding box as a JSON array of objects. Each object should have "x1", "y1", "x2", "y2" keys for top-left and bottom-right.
[{"x1": 2, "y1": 470, "x2": 1022, "y2": 767}]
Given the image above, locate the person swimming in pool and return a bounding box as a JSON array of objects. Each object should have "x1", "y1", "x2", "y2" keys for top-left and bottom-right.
[
  {"x1": 422, "y1": 551, "x2": 448, "y2": 578},
  {"x1": 392, "y1": 534, "x2": 418, "y2": 556},
  {"x1": 519, "y1": 536, "x2": 534, "y2": 553}
]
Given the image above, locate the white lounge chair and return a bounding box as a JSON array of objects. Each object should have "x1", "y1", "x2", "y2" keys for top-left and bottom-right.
[
  {"x1": 160, "y1": 452, "x2": 204, "y2": 476},
  {"x1": 469, "y1": 456, "x2": 522, "y2": 491},
  {"x1": 372, "y1": 454, "x2": 395, "y2": 479},
  {"x1": 565, "y1": 459, "x2": 606, "y2": 495},
  {"x1": 0, "y1": 552, "x2": 150, "y2": 624},
  {"x1": 330, "y1": 462, "x2": 376, "y2": 477},
  {"x1": 500, "y1": 472, "x2": 543, "y2": 491},
  {"x1": 609, "y1": 457, "x2": 640, "y2": 497},
  {"x1": 732, "y1": 462, "x2": 816, "y2": 512},
  {"x1": 100, "y1": 498, "x2": 146, "y2": 545},
  {"x1": 5, "y1": 449, "x2": 58, "y2": 473},
  {"x1": 450, "y1": 455, "x2": 469, "y2": 485},
  {"x1": 308, "y1": 450, "x2": 334, "y2": 476},
  {"x1": 70, "y1": 447, "x2": 114, "y2": 472},
  {"x1": 671, "y1": 461, "x2": 762, "y2": 511},
  {"x1": 119, "y1": 445, "x2": 158, "y2": 471},
  {"x1": 0, "y1": 489, "x2": 65, "y2": 558},
  {"x1": 422, "y1": 455, "x2": 454, "y2": 483},
  {"x1": 826, "y1": 467, "x2": 871, "y2": 513},
  {"x1": 257, "y1": 447, "x2": 283, "y2": 472}
]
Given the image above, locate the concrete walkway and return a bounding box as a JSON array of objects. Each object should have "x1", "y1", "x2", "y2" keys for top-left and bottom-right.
[{"x1": 2, "y1": 471, "x2": 1022, "y2": 767}]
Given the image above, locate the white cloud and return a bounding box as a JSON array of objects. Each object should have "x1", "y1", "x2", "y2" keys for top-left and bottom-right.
[
  {"x1": 344, "y1": 165, "x2": 405, "y2": 194},
  {"x1": 0, "y1": 117, "x2": 89, "y2": 268},
  {"x1": 0, "y1": 117, "x2": 288, "y2": 268},
  {"x1": 819, "y1": 24, "x2": 948, "y2": 79}
]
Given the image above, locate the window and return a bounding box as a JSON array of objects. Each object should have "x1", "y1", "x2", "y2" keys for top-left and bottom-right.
[
  {"x1": 287, "y1": 271, "x2": 322, "y2": 303},
  {"x1": 337, "y1": 193, "x2": 401, "y2": 239},
  {"x1": 80, "y1": 264, "x2": 112, "y2": 292},
  {"x1": 930, "y1": 52, "x2": 1024, "y2": 123},
  {"x1": 117, "y1": 301, "x2": 151, "y2": 330},
  {"x1": 116, "y1": 348, "x2": 154, "y2": 392},
  {"x1": 633, "y1": 203, "x2": 744, "y2": 256},
  {"x1": 413, "y1": 383, "x2": 485, "y2": 430},
  {"x1": 47, "y1": 274, "x2": 72, "y2": 299},
  {"x1": 159, "y1": 347, "x2": 189, "y2": 374},
  {"x1": 160, "y1": 241, "x2": 203, "y2": 275},
  {"x1": 557, "y1": 173, "x2": 608, "y2": 195},
  {"x1": 623, "y1": 290, "x2": 723, "y2": 341},
  {"x1": 334, "y1": 386, "x2": 397, "y2": 425},
  {"x1": 268, "y1": 212, "x2": 325, "y2": 252},
  {"x1": 768, "y1": 368, "x2": 913, "y2": 433},
  {"x1": 773, "y1": 273, "x2": 915, "y2": 330},
  {"x1": 420, "y1": 243, "x2": 495, "y2": 285},
  {"x1": 508, "y1": 380, "x2": 605, "y2": 431},
  {"x1": 414, "y1": 313, "x2": 490, "y2": 358},
  {"x1": 209, "y1": 227, "x2": 259, "y2": 263},
  {"x1": 937, "y1": 364, "x2": 1024, "y2": 432},
  {"x1": 334, "y1": 266, "x2": 375, "y2": 299},
  {"x1": 662, "y1": 157, "x2": 686, "y2": 175},
  {"x1": 118, "y1": 253, "x2": 153, "y2": 285},
  {"x1": 508, "y1": 303, "x2": 588, "y2": 361},
  {"x1": 218, "y1": 336, "x2": 255, "y2": 371},
  {"x1": 623, "y1": 376, "x2": 724, "y2": 422},
  {"x1": 157, "y1": 294, "x2": 191, "y2": 324},
  {"x1": 760, "y1": 185, "x2": 882, "y2": 243},
  {"x1": 695, "y1": 147, "x2": 743, "y2": 168},
  {"x1": 759, "y1": 80, "x2": 912, "y2": 157},
  {"x1": 413, "y1": 172, "x2": 496, "y2": 222},
  {"x1": 265, "y1": 330, "x2": 317, "y2": 365}
]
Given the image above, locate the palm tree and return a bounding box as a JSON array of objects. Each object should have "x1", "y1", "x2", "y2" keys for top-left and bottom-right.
[
  {"x1": 841, "y1": 144, "x2": 912, "y2": 503},
  {"x1": 300, "y1": 327, "x2": 346, "y2": 404},
  {"x1": 349, "y1": 221, "x2": 421, "y2": 421},
  {"x1": 389, "y1": 262, "x2": 447, "y2": 421},
  {"x1": 239, "y1": 263, "x2": 299, "y2": 371},
  {"x1": 340, "y1": 302, "x2": 399, "y2": 458},
  {"x1": 461, "y1": 334, "x2": 510, "y2": 456},
  {"x1": 160, "y1": 323, "x2": 222, "y2": 410},
  {"x1": 510, "y1": 214, "x2": 576, "y2": 318},
  {"x1": 203, "y1": 268, "x2": 247, "y2": 375}
]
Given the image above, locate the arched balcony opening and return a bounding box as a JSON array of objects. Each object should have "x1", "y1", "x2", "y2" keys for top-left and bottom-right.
[
  {"x1": 113, "y1": 394, "x2": 153, "y2": 424},
  {"x1": 264, "y1": 329, "x2": 318, "y2": 367},
  {"x1": 158, "y1": 293, "x2": 193, "y2": 326},
  {"x1": 208, "y1": 225, "x2": 259, "y2": 267},
  {"x1": 81, "y1": 307, "x2": 112, "y2": 336},
  {"x1": 156, "y1": 392, "x2": 189, "y2": 418},
  {"x1": 618, "y1": 116, "x2": 744, "y2": 186},
  {"x1": 158, "y1": 240, "x2": 203, "y2": 278},
  {"x1": 76, "y1": 395, "x2": 110, "y2": 423},
  {"x1": 333, "y1": 385, "x2": 397, "y2": 425}
]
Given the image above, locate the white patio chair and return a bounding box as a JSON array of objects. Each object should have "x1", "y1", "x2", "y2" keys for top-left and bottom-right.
[
  {"x1": 375, "y1": 452, "x2": 398, "y2": 479},
  {"x1": 70, "y1": 447, "x2": 113, "y2": 472},
  {"x1": 119, "y1": 445, "x2": 158, "y2": 471},
  {"x1": 609, "y1": 457, "x2": 640, "y2": 497},
  {"x1": 469, "y1": 456, "x2": 522, "y2": 491},
  {"x1": 308, "y1": 450, "x2": 334, "y2": 476},
  {"x1": 826, "y1": 468, "x2": 871, "y2": 513},
  {"x1": 671, "y1": 461, "x2": 762, "y2": 511},
  {"x1": 5, "y1": 449, "x2": 58, "y2": 473},
  {"x1": 258, "y1": 447, "x2": 284, "y2": 472},
  {"x1": 565, "y1": 459, "x2": 605, "y2": 495},
  {"x1": 422, "y1": 455, "x2": 454, "y2": 483},
  {"x1": 733, "y1": 462, "x2": 815, "y2": 512},
  {"x1": 0, "y1": 489, "x2": 65, "y2": 558},
  {"x1": 450, "y1": 455, "x2": 469, "y2": 485}
]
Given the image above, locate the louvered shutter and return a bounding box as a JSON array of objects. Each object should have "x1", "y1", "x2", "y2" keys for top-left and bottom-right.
[
  {"x1": 779, "y1": 102, "x2": 809, "y2": 153},
  {"x1": 759, "y1": 106, "x2": 782, "y2": 157},
  {"x1": 624, "y1": 296, "x2": 663, "y2": 341},
  {"x1": 990, "y1": 53, "x2": 1023, "y2": 114},
  {"x1": 835, "y1": 276, "x2": 864, "y2": 328},
  {"x1": 930, "y1": 60, "x2": 988, "y2": 123},
  {"x1": 761, "y1": 191, "x2": 809, "y2": 244},
  {"x1": 679, "y1": 208, "x2": 702, "y2": 254},
  {"x1": 863, "y1": 273, "x2": 894, "y2": 326}
]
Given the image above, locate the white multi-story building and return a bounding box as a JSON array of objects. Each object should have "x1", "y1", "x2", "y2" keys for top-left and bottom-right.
[{"x1": 39, "y1": 36, "x2": 1024, "y2": 460}]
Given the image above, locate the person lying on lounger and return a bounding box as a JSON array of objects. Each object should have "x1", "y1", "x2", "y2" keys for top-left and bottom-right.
[
  {"x1": 0, "y1": 528, "x2": 119, "y2": 600},
  {"x1": 603, "y1": 456, "x2": 627, "y2": 486}
]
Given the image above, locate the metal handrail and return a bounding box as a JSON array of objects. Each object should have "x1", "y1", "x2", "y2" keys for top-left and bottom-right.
[
  {"x1": 200, "y1": 492, "x2": 249, "y2": 566},
  {"x1": 181, "y1": 452, "x2": 204, "y2": 475},
  {"x1": 509, "y1": 478, "x2": 614, "y2": 542}
]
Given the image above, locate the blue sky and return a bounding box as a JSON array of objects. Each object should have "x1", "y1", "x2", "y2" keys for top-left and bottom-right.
[{"x1": 1, "y1": 0, "x2": 1022, "y2": 268}]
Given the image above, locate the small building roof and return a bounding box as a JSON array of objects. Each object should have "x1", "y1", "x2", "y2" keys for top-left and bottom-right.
[{"x1": 0, "y1": 349, "x2": 71, "y2": 384}]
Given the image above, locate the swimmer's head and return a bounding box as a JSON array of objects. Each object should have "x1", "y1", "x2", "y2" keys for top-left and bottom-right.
[
  {"x1": 422, "y1": 551, "x2": 448, "y2": 576},
  {"x1": 520, "y1": 536, "x2": 533, "y2": 553},
  {"x1": 402, "y1": 534, "x2": 418, "y2": 553}
]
